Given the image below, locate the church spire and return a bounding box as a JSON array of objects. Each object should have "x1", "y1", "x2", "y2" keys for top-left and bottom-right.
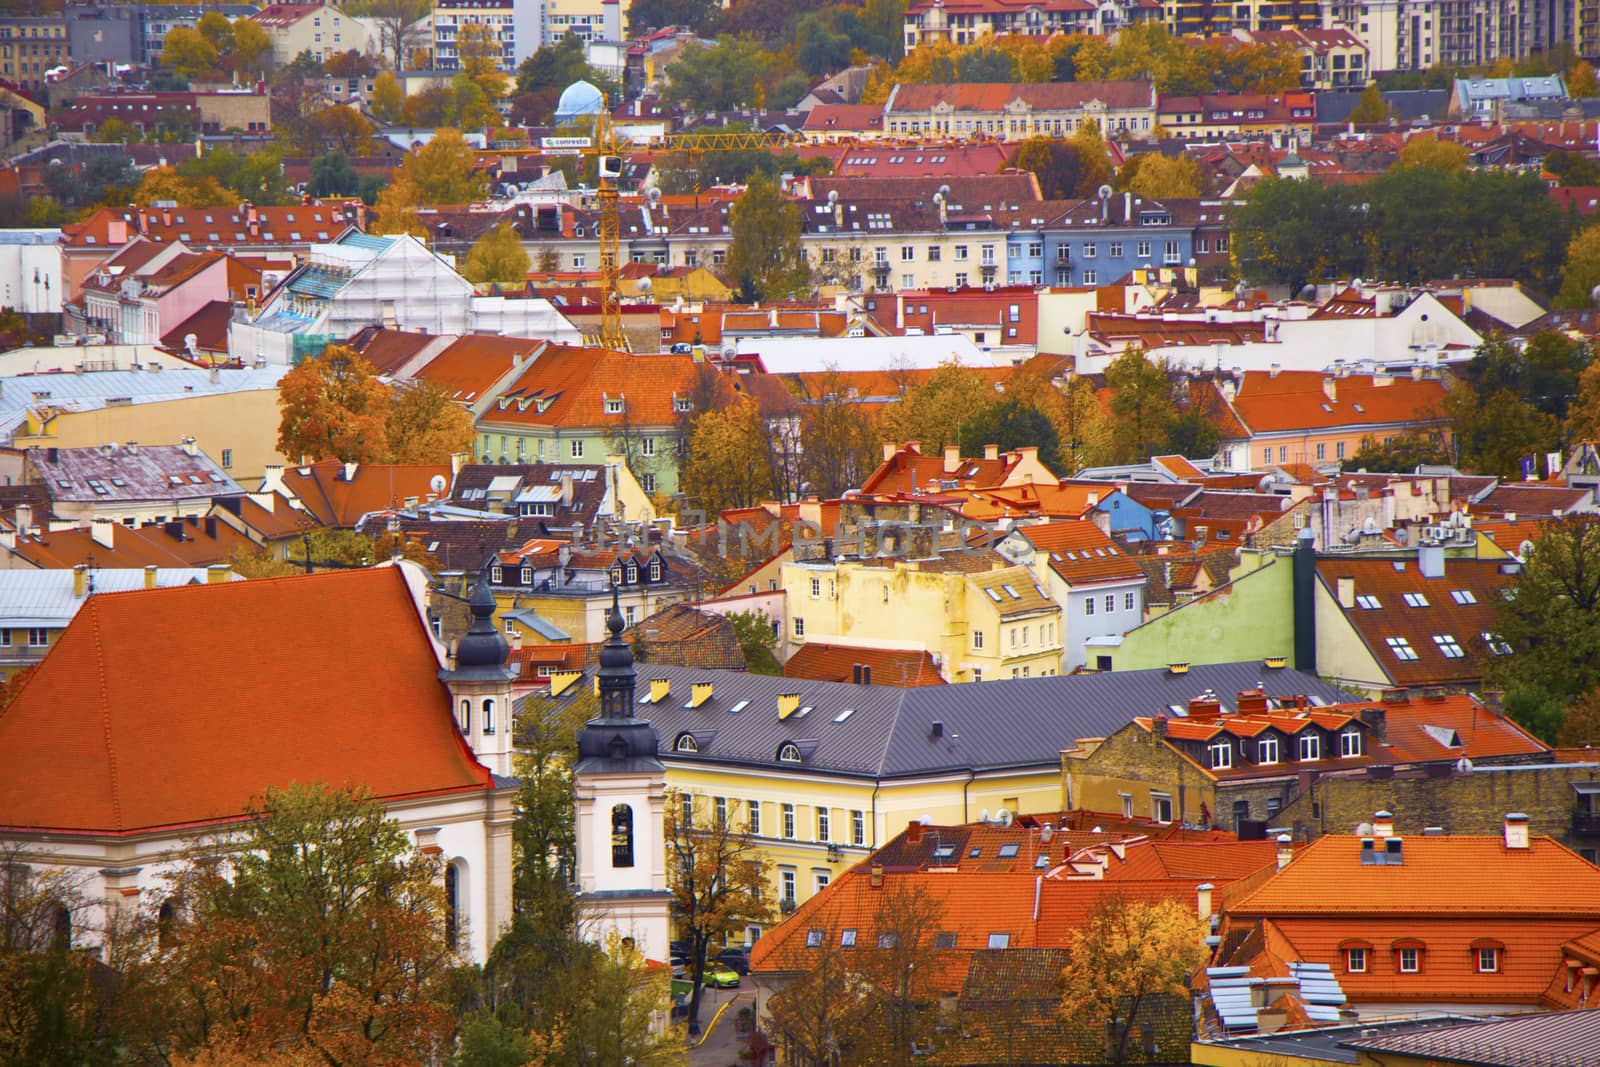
[{"x1": 596, "y1": 583, "x2": 635, "y2": 720}]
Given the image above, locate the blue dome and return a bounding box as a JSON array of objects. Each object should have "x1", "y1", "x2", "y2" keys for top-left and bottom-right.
[{"x1": 554, "y1": 80, "x2": 605, "y2": 120}]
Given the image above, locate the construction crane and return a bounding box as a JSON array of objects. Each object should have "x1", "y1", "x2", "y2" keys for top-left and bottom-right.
[{"x1": 553, "y1": 99, "x2": 812, "y2": 351}]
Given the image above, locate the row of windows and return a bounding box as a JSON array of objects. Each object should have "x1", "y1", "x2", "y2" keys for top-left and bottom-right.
[
  {"x1": 0, "y1": 629, "x2": 48, "y2": 647},
  {"x1": 1208, "y1": 726, "x2": 1363, "y2": 769},
  {"x1": 801, "y1": 926, "x2": 1008, "y2": 949},
  {"x1": 1084, "y1": 592, "x2": 1139, "y2": 617},
  {"x1": 679, "y1": 794, "x2": 868, "y2": 846},
  {"x1": 457, "y1": 698, "x2": 501, "y2": 735},
  {"x1": 1345, "y1": 945, "x2": 1499, "y2": 975}
]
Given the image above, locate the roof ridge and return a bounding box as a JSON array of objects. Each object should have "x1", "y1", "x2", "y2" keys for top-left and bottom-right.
[{"x1": 86, "y1": 598, "x2": 124, "y2": 831}]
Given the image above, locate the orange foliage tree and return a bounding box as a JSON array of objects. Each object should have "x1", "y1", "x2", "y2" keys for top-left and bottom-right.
[{"x1": 276, "y1": 344, "x2": 393, "y2": 463}]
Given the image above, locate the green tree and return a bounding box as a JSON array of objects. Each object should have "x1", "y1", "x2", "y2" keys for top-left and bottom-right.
[
  {"x1": 1543, "y1": 149, "x2": 1600, "y2": 187},
  {"x1": 1444, "y1": 383, "x2": 1556, "y2": 479},
  {"x1": 1347, "y1": 428, "x2": 1450, "y2": 471},
  {"x1": 881, "y1": 362, "x2": 1000, "y2": 454},
  {"x1": 1105, "y1": 349, "x2": 1177, "y2": 463},
  {"x1": 959, "y1": 395, "x2": 1062, "y2": 470},
  {"x1": 795, "y1": 14, "x2": 853, "y2": 77},
  {"x1": 310, "y1": 150, "x2": 361, "y2": 197},
  {"x1": 627, "y1": 0, "x2": 721, "y2": 34},
  {"x1": 183, "y1": 147, "x2": 289, "y2": 204},
  {"x1": 728, "y1": 610, "x2": 781, "y2": 674},
  {"x1": 463, "y1": 223, "x2": 533, "y2": 285},
  {"x1": 662, "y1": 39, "x2": 766, "y2": 112},
  {"x1": 1486, "y1": 516, "x2": 1600, "y2": 737},
  {"x1": 1348, "y1": 82, "x2": 1391, "y2": 123},
  {"x1": 1065, "y1": 120, "x2": 1114, "y2": 197},
  {"x1": 725, "y1": 170, "x2": 810, "y2": 302}
]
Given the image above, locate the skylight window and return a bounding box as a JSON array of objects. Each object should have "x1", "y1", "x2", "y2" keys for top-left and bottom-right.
[
  {"x1": 985, "y1": 588, "x2": 1002, "y2": 602},
  {"x1": 1402, "y1": 592, "x2": 1430, "y2": 608},
  {"x1": 932, "y1": 844, "x2": 956, "y2": 860},
  {"x1": 1355, "y1": 595, "x2": 1382, "y2": 609},
  {"x1": 1483, "y1": 631, "x2": 1512, "y2": 655},
  {"x1": 1001, "y1": 584, "x2": 1020, "y2": 599},
  {"x1": 727, "y1": 700, "x2": 749, "y2": 714},
  {"x1": 997, "y1": 843, "x2": 1020, "y2": 858},
  {"x1": 1450, "y1": 589, "x2": 1477, "y2": 605},
  {"x1": 1433, "y1": 634, "x2": 1465, "y2": 659},
  {"x1": 1386, "y1": 636, "x2": 1419, "y2": 661},
  {"x1": 832, "y1": 708, "x2": 855, "y2": 723}
]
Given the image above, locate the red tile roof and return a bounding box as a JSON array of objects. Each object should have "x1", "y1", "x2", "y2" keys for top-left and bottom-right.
[
  {"x1": 480, "y1": 345, "x2": 698, "y2": 430},
  {"x1": 784, "y1": 643, "x2": 947, "y2": 687},
  {"x1": 0, "y1": 568, "x2": 491, "y2": 835},
  {"x1": 276, "y1": 461, "x2": 453, "y2": 527},
  {"x1": 1228, "y1": 370, "x2": 1449, "y2": 435},
  {"x1": 1018, "y1": 520, "x2": 1145, "y2": 585},
  {"x1": 886, "y1": 81, "x2": 1154, "y2": 115},
  {"x1": 411, "y1": 334, "x2": 541, "y2": 404}
]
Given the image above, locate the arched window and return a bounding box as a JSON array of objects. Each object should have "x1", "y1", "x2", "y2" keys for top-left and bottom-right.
[
  {"x1": 482, "y1": 698, "x2": 496, "y2": 735},
  {"x1": 158, "y1": 899, "x2": 179, "y2": 949},
  {"x1": 459, "y1": 699, "x2": 470, "y2": 732},
  {"x1": 444, "y1": 863, "x2": 460, "y2": 950},
  {"x1": 611, "y1": 804, "x2": 635, "y2": 868},
  {"x1": 675, "y1": 733, "x2": 699, "y2": 753},
  {"x1": 778, "y1": 742, "x2": 802, "y2": 764}
]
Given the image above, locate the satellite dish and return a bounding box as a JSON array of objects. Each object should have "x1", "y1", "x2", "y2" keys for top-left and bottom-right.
[
  {"x1": 1097, "y1": 184, "x2": 1113, "y2": 200},
  {"x1": 827, "y1": 189, "x2": 839, "y2": 204},
  {"x1": 429, "y1": 474, "x2": 447, "y2": 493},
  {"x1": 1362, "y1": 516, "x2": 1380, "y2": 534},
  {"x1": 1356, "y1": 821, "x2": 1374, "y2": 836},
  {"x1": 997, "y1": 809, "x2": 1014, "y2": 827},
  {"x1": 1351, "y1": 277, "x2": 1365, "y2": 290},
  {"x1": 1456, "y1": 757, "x2": 1473, "y2": 772},
  {"x1": 1235, "y1": 280, "x2": 1249, "y2": 299},
  {"x1": 1393, "y1": 527, "x2": 1410, "y2": 545},
  {"x1": 647, "y1": 186, "x2": 662, "y2": 203},
  {"x1": 1590, "y1": 283, "x2": 1600, "y2": 306},
  {"x1": 638, "y1": 276, "x2": 653, "y2": 294},
  {"x1": 184, "y1": 333, "x2": 198, "y2": 355}
]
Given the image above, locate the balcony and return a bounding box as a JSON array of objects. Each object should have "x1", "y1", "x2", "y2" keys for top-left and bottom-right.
[{"x1": 1576, "y1": 811, "x2": 1600, "y2": 835}]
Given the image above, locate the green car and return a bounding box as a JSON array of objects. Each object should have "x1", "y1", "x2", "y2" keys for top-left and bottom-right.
[{"x1": 702, "y1": 963, "x2": 741, "y2": 989}]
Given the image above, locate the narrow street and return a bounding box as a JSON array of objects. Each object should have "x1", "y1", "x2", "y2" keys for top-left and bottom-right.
[{"x1": 687, "y1": 986, "x2": 754, "y2": 1067}]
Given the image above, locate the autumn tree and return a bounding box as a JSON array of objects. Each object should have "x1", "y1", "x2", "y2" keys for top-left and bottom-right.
[
  {"x1": 1118, "y1": 152, "x2": 1203, "y2": 199},
  {"x1": 387, "y1": 379, "x2": 477, "y2": 464},
  {"x1": 132, "y1": 784, "x2": 456, "y2": 1063},
  {"x1": 679, "y1": 397, "x2": 778, "y2": 520},
  {"x1": 1031, "y1": 370, "x2": 1109, "y2": 472},
  {"x1": 1348, "y1": 82, "x2": 1392, "y2": 123},
  {"x1": 850, "y1": 882, "x2": 948, "y2": 1067},
  {"x1": 375, "y1": 128, "x2": 488, "y2": 233},
  {"x1": 1485, "y1": 515, "x2": 1600, "y2": 738},
  {"x1": 565, "y1": 934, "x2": 687, "y2": 1067},
  {"x1": 765, "y1": 919, "x2": 859, "y2": 1067},
  {"x1": 1058, "y1": 895, "x2": 1207, "y2": 1067},
  {"x1": 161, "y1": 26, "x2": 220, "y2": 82},
  {"x1": 1105, "y1": 348, "x2": 1177, "y2": 463},
  {"x1": 463, "y1": 223, "x2": 533, "y2": 285},
  {"x1": 1572, "y1": 60, "x2": 1600, "y2": 98},
  {"x1": 881, "y1": 362, "x2": 1000, "y2": 455},
  {"x1": 347, "y1": 0, "x2": 432, "y2": 72},
  {"x1": 1066, "y1": 120, "x2": 1114, "y2": 196},
  {"x1": 1393, "y1": 136, "x2": 1468, "y2": 173},
  {"x1": 1347, "y1": 428, "x2": 1449, "y2": 472},
  {"x1": 132, "y1": 166, "x2": 234, "y2": 207},
  {"x1": 231, "y1": 17, "x2": 273, "y2": 80},
  {"x1": 276, "y1": 344, "x2": 393, "y2": 463},
  {"x1": 1556, "y1": 225, "x2": 1600, "y2": 309},
  {"x1": 664, "y1": 789, "x2": 772, "y2": 1032},
  {"x1": 1569, "y1": 361, "x2": 1600, "y2": 443},
  {"x1": 725, "y1": 171, "x2": 810, "y2": 302},
  {"x1": 371, "y1": 70, "x2": 405, "y2": 122},
  {"x1": 791, "y1": 369, "x2": 880, "y2": 499}
]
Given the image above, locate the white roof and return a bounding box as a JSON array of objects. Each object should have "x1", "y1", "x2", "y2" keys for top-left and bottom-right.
[
  {"x1": 0, "y1": 568, "x2": 242, "y2": 628},
  {"x1": 734, "y1": 334, "x2": 1005, "y2": 374}
]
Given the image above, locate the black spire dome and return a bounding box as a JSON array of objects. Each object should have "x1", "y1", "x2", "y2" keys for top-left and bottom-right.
[
  {"x1": 575, "y1": 583, "x2": 661, "y2": 772},
  {"x1": 443, "y1": 567, "x2": 515, "y2": 682}
]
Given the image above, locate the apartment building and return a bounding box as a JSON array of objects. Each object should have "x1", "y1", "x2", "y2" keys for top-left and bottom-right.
[
  {"x1": 883, "y1": 80, "x2": 1159, "y2": 140},
  {"x1": 0, "y1": 15, "x2": 68, "y2": 93},
  {"x1": 1165, "y1": 0, "x2": 1321, "y2": 36},
  {"x1": 434, "y1": 0, "x2": 518, "y2": 72},
  {"x1": 901, "y1": 0, "x2": 1160, "y2": 50}
]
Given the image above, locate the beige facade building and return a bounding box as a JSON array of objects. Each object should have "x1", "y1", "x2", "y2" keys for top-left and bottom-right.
[
  {"x1": 251, "y1": 3, "x2": 376, "y2": 64},
  {"x1": 883, "y1": 80, "x2": 1158, "y2": 140}
]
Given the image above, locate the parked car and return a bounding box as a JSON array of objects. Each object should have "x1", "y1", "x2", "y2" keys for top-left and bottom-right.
[
  {"x1": 717, "y1": 947, "x2": 751, "y2": 974},
  {"x1": 703, "y1": 962, "x2": 742, "y2": 989}
]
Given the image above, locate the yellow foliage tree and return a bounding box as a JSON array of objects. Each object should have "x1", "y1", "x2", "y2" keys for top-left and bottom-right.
[
  {"x1": 462, "y1": 222, "x2": 532, "y2": 285},
  {"x1": 881, "y1": 362, "x2": 1001, "y2": 453},
  {"x1": 457, "y1": 21, "x2": 508, "y2": 108},
  {"x1": 276, "y1": 345, "x2": 394, "y2": 463},
  {"x1": 679, "y1": 398, "x2": 778, "y2": 515},
  {"x1": 373, "y1": 176, "x2": 425, "y2": 236},
  {"x1": 404, "y1": 127, "x2": 488, "y2": 203},
  {"x1": 132, "y1": 166, "x2": 234, "y2": 207},
  {"x1": 1568, "y1": 361, "x2": 1600, "y2": 441},
  {"x1": 160, "y1": 26, "x2": 219, "y2": 81},
  {"x1": 1571, "y1": 60, "x2": 1600, "y2": 98},
  {"x1": 371, "y1": 70, "x2": 404, "y2": 123},
  {"x1": 1393, "y1": 136, "x2": 1468, "y2": 173},
  {"x1": 1119, "y1": 152, "x2": 1202, "y2": 199},
  {"x1": 385, "y1": 380, "x2": 477, "y2": 464},
  {"x1": 231, "y1": 18, "x2": 273, "y2": 80},
  {"x1": 1059, "y1": 896, "x2": 1208, "y2": 1067}
]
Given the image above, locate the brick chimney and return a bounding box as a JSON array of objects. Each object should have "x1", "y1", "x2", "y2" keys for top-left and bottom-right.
[
  {"x1": 1372, "y1": 810, "x2": 1394, "y2": 838},
  {"x1": 943, "y1": 444, "x2": 961, "y2": 474},
  {"x1": 1276, "y1": 833, "x2": 1293, "y2": 870}
]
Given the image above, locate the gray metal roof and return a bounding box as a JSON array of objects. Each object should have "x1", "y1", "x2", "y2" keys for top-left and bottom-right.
[
  {"x1": 1344, "y1": 1009, "x2": 1600, "y2": 1066},
  {"x1": 0, "y1": 366, "x2": 287, "y2": 438},
  {"x1": 526, "y1": 661, "x2": 1351, "y2": 780},
  {"x1": 0, "y1": 568, "x2": 239, "y2": 628},
  {"x1": 30, "y1": 444, "x2": 245, "y2": 503}
]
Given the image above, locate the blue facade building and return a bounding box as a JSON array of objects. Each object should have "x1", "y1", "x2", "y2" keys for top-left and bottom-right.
[{"x1": 1043, "y1": 192, "x2": 1195, "y2": 287}]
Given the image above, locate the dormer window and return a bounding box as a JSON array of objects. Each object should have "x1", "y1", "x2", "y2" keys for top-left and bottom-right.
[
  {"x1": 611, "y1": 566, "x2": 623, "y2": 584},
  {"x1": 674, "y1": 395, "x2": 692, "y2": 413},
  {"x1": 1256, "y1": 734, "x2": 1279, "y2": 764},
  {"x1": 1299, "y1": 732, "x2": 1321, "y2": 761},
  {"x1": 490, "y1": 564, "x2": 503, "y2": 583},
  {"x1": 1209, "y1": 739, "x2": 1232, "y2": 769},
  {"x1": 649, "y1": 560, "x2": 662, "y2": 581},
  {"x1": 520, "y1": 566, "x2": 532, "y2": 583},
  {"x1": 1340, "y1": 727, "x2": 1363, "y2": 758},
  {"x1": 604, "y1": 396, "x2": 623, "y2": 415},
  {"x1": 626, "y1": 564, "x2": 638, "y2": 583},
  {"x1": 675, "y1": 733, "x2": 698, "y2": 753},
  {"x1": 777, "y1": 742, "x2": 802, "y2": 763}
]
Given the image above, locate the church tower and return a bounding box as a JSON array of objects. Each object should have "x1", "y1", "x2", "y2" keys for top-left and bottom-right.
[
  {"x1": 573, "y1": 586, "x2": 671, "y2": 963},
  {"x1": 440, "y1": 572, "x2": 517, "y2": 778}
]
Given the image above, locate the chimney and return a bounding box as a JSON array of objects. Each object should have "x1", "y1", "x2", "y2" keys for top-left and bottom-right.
[
  {"x1": 1336, "y1": 575, "x2": 1355, "y2": 609},
  {"x1": 1269, "y1": 362, "x2": 1282, "y2": 378},
  {"x1": 342, "y1": 461, "x2": 358, "y2": 482},
  {"x1": 1503, "y1": 812, "x2": 1530, "y2": 850},
  {"x1": 206, "y1": 563, "x2": 231, "y2": 584},
  {"x1": 1195, "y1": 882, "x2": 1214, "y2": 921},
  {"x1": 930, "y1": 720, "x2": 944, "y2": 738},
  {"x1": 1187, "y1": 694, "x2": 1222, "y2": 721},
  {"x1": 1322, "y1": 377, "x2": 1337, "y2": 402},
  {"x1": 15, "y1": 503, "x2": 31, "y2": 533},
  {"x1": 90, "y1": 518, "x2": 115, "y2": 549},
  {"x1": 983, "y1": 444, "x2": 999, "y2": 461},
  {"x1": 1372, "y1": 810, "x2": 1394, "y2": 838},
  {"x1": 778, "y1": 693, "x2": 801, "y2": 719},
  {"x1": 72, "y1": 563, "x2": 89, "y2": 598},
  {"x1": 883, "y1": 442, "x2": 898, "y2": 461},
  {"x1": 1152, "y1": 714, "x2": 1168, "y2": 740},
  {"x1": 944, "y1": 444, "x2": 961, "y2": 474},
  {"x1": 690, "y1": 681, "x2": 714, "y2": 707},
  {"x1": 561, "y1": 474, "x2": 574, "y2": 507},
  {"x1": 1276, "y1": 833, "x2": 1293, "y2": 870},
  {"x1": 1418, "y1": 543, "x2": 1444, "y2": 579},
  {"x1": 870, "y1": 863, "x2": 886, "y2": 887},
  {"x1": 144, "y1": 564, "x2": 158, "y2": 590},
  {"x1": 180, "y1": 435, "x2": 198, "y2": 457},
  {"x1": 907, "y1": 821, "x2": 924, "y2": 844},
  {"x1": 1483, "y1": 690, "x2": 1505, "y2": 718},
  {"x1": 650, "y1": 678, "x2": 671, "y2": 703},
  {"x1": 1360, "y1": 706, "x2": 1388, "y2": 742},
  {"x1": 1123, "y1": 190, "x2": 1132, "y2": 221}
]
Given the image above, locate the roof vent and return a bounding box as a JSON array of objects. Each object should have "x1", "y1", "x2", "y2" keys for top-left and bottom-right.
[{"x1": 930, "y1": 720, "x2": 944, "y2": 739}]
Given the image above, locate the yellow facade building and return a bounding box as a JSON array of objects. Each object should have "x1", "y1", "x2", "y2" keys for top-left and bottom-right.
[{"x1": 780, "y1": 556, "x2": 1063, "y2": 683}]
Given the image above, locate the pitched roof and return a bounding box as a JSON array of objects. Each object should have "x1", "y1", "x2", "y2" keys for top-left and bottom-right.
[
  {"x1": 411, "y1": 334, "x2": 541, "y2": 404},
  {"x1": 1315, "y1": 556, "x2": 1512, "y2": 686},
  {"x1": 0, "y1": 568, "x2": 238, "y2": 628},
  {"x1": 5, "y1": 515, "x2": 254, "y2": 569},
  {"x1": 479, "y1": 345, "x2": 698, "y2": 430},
  {"x1": 29, "y1": 444, "x2": 243, "y2": 505},
  {"x1": 1019, "y1": 520, "x2": 1145, "y2": 585},
  {"x1": 0, "y1": 568, "x2": 491, "y2": 835},
  {"x1": 1470, "y1": 483, "x2": 1596, "y2": 517},
  {"x1": 783, "y1": 642, "x2": 947, "y2": 687},
  {"x1": 1346, "y1": 1010, "x2": 1600, "y2": 1066},
  {"x1": 1228, "y1": 371, "x2": 1448, "y2": 435},
  {"x1": 1230, "y1": 834, "x2": 1600, "y2": 917},
  {"x1": 968, "y1": 567, "x2": 1057, "y2": 618},
  {"x1": 276, "y1": 460, "x2": 453, "y2": 527},
  {"x1": 526, "y1": 661, "x2": 1351, "y2": 779},
  {"x1": 886, "y1": 81, "x2": 1154, "y2": 115}
]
